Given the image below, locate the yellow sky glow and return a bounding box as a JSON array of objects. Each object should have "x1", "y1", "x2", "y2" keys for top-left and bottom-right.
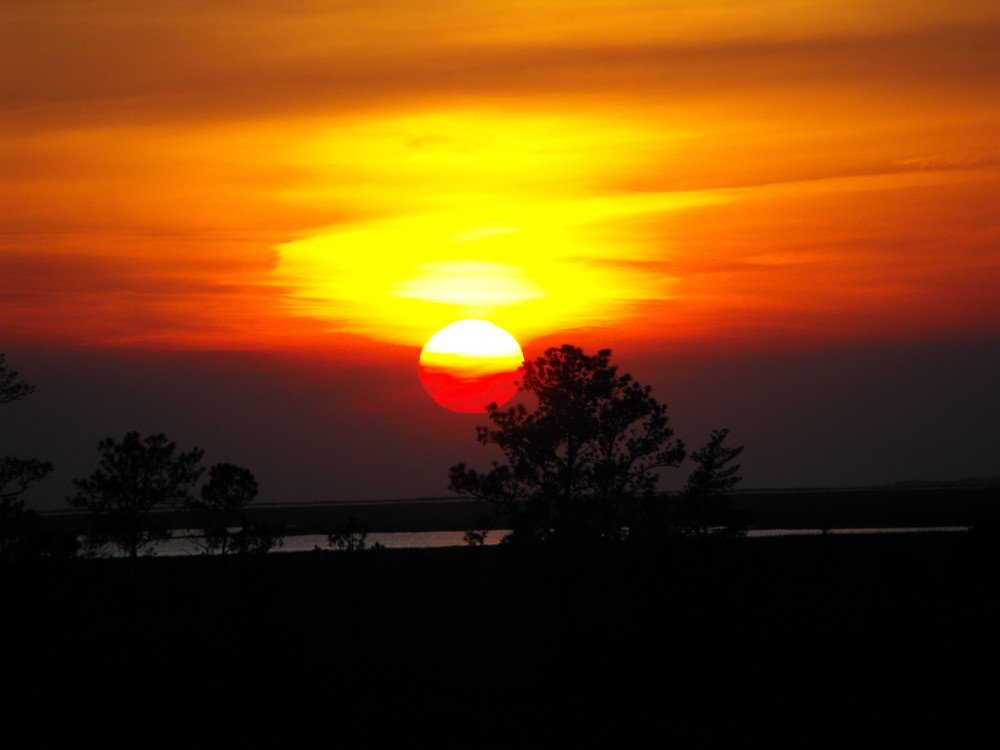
[{"x1": 271, "y1": 110, "x2": 730, "y2": 345}]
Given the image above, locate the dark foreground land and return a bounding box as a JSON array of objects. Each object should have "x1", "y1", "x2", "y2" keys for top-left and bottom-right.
[{"x1": 5, "y1": 525, "x2": 1000, "y2": 710}]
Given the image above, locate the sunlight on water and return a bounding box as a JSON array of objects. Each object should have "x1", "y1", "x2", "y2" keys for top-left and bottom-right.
[
  {"x1": 745, "y1": 527, "x2": 969, "y2": 538},
  {"x1": 99, "y1": 530, "x2": 507, "y2": 557},
  {"x1": 279, "y1": 531, "x2": 505, "y2": 552},
  {"x1": 85, "y1": 526, "x2": 969, "y2": 557}
]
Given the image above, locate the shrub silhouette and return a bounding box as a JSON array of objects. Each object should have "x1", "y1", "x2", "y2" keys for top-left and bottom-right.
[{"x1": 328, "y1": 517, "x2": 381, "y2": 551}]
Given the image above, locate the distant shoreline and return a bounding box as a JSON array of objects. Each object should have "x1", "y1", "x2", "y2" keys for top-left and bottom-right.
[{"x1": 36, "y1": 485, "x2": 999, "y2": 536}]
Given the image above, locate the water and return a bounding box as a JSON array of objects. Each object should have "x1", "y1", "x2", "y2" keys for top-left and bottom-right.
[
  {"x1": 745, "y1": 526, "x2": 968, "y2": 537},
  {"x1": 88, "y1": 525, "x2": 970, "y2": 557},
  {"x1": 89, "y1": 529, "x2": 505, "y2": 557},
  {"x1": 276, "y1": 530, "x2": 504, "y2": 552}
]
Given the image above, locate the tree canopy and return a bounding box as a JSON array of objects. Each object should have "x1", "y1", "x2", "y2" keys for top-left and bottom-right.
[
  {"x1": 190, "y1": 462, "x2": 281, "y2": 555},
  {"x1": 70, "y1": 432, "x2": 204, "y2": 558},
  {"x1": 450, "y1": 345, "x2": 685, "y2": 543}
]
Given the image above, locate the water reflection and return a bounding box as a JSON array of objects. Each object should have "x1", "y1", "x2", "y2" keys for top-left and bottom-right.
[
  {"x1": 131, "y1": 526, "x2": 969, "y2": 557},
  {"x1": 281, "y1": 530, "x2": 503, "y2": 552},
  {"x1": 131, "y1": 529, "x2": 505, "y2": 557},
  {"x1": 745, "y1": 526, "x2": 968, "y2": 537}
]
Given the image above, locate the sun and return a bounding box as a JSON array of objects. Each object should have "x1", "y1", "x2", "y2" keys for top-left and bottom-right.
[{"x1": 419, "y1": 320, "x2": 524, "y2": 413}]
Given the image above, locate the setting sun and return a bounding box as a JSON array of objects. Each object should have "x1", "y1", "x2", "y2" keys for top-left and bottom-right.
[{"x1": 419, "y1": 320, "x2": 524, "y2": 413}]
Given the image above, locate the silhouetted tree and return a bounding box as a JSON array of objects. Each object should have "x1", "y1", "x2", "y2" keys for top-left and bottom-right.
[
  {"x1": 1, "y1": 354, "x2": 54, "y2": 559},
  {"x1": 70, "y1": 432, "x2": 204, "y2": 558},
  {"x1": 450, "y1": 345, "x2": 685, "y2": 544},
  {"x1": 679, "y1": 428, "x2": 745, "y2": 537},
  {"x1": 189, "y1": 462, "x2": 281, "y2": 555}
]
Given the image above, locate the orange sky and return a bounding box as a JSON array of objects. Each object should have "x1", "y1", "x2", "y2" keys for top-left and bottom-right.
[{"x1": 2, "y1": 0, "x2": 999, "y2": 356}]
